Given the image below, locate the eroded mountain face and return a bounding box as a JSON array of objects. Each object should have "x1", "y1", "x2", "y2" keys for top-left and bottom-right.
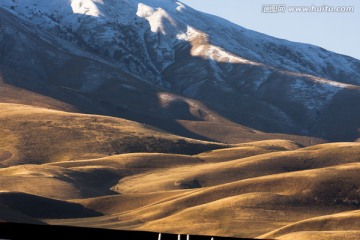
[{"x1": 1, "y1": 0, "x2": 360, "y2": 141}]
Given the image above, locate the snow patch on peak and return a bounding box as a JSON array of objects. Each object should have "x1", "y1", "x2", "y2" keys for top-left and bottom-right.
[
  {"x1": 191, "y1": 43, "x2": 261, "y2": 66},
  {"x1": 176, "y1": 26, "x2": 200, "y2": 42},
  {"x1": 137, "y1": 3, "x2": 178, "y2": 35},
  {"x1": 70, "y1": 0, "x2": 103, "y2": 17},
  {"x1": 139, "y1": 0, "x2": 179, "y2": 12},
  {"x1": 175, "y1": 2, "x2": 186, "y2": 12},
  {"x1": 136, "y1": 3, "x2": 155, "y2": 18}
]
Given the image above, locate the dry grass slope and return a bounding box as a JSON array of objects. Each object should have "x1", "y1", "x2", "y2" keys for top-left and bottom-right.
[
  {"x1": 0, "y1": 192, "x2": 101, "y2": 219},
  {"x1": 0, "y1": 103, "x2": 359, "y2": 239},
  {"x1": 177, "y1": 120, "x2": 324, "y2": 146},
  {"x1": 46, "y1": 143, "x2": 360, "y2": 239},
  {"x1": 260, "y1": 210, "x2": 360, "y2": 239},
  {"x1": 0, "y1": 204, "x2": 45, "y2": 225},
  {"x1": 0, "y1": 74, "x2": 76, "y2": 112},
  {"x1": 0, "y1": 103, "x2": 225, "y2": 166}
]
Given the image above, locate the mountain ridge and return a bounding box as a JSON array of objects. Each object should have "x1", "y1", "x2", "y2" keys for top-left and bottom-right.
[{"x1": 1, "y1": 0, "x2": 360, "y2": 141}]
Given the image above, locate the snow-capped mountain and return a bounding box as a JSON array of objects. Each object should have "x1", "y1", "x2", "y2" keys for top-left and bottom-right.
[
  {"x1": 3, "y1": 0, "x2": 360, "y2": 83},
  {"x1": 1, "y1": 0, "x2": 360, "y2": 141}
]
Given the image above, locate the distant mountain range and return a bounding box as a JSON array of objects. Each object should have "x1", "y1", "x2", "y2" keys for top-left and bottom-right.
[{"x1": 1, "y1": 0, "x2": 360, "y2": 141}]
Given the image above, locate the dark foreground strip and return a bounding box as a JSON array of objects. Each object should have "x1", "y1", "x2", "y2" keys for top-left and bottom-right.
[{"x1": 0, "y1": 222, "x2": 271, "y2": 240}]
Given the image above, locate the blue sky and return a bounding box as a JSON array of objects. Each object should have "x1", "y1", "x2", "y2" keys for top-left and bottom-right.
[{"x1": 181, "y1": 0, "x2": 360, "y2": 60}]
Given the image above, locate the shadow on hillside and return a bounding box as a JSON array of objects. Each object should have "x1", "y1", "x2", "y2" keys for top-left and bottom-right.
[
  {"x1": 0, "y1": 222, "x2": 270, "y2": 240},
  {"x1": 0, "y1": 2, "x2": 359, "y2": 142}
]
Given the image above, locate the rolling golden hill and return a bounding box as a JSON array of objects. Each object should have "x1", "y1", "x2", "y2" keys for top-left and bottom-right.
[{"x1": 0, "y1": 103, "x2": 359, "y2": 239}]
